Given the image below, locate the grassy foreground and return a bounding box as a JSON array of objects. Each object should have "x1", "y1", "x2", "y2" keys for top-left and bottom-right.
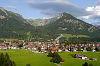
[
  {"x1": 0, "y1": 49, "x2": 100, "y2": 66},
  {"x1": 0, "y1": 49, "x2": 55, "y2": 66},
  {"x1": 59, "y1": 52, "x2": 100, "y2": 66}
]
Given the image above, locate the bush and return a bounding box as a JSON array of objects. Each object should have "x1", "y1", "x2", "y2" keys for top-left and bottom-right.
[
  {"x1": 26, "y1": 64, "x2": 31, "y2": 66},
  {"x1": 95, "y1": 47, "x2": 100, "y2": 51},
  {"x1": 82, "y1": 62, "x2": 93, "y2": 66},
  {"x1": 86, "y1": 47, "x2": 92, "y2": 51},
  {"x1": 82, "y1": 62, "x2": 88, "y2": 66},
  {"x1": 89, "y1": 63, "x2": 93, "y2": 66}
]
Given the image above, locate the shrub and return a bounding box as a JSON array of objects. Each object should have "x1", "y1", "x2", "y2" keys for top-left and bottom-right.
[{"x1": 26, "y1": 64, "x2": 31, "y2": 66}]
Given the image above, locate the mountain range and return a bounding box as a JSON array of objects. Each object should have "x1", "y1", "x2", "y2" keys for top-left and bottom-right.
[{"x1": 0, "y1": 7, "x2": 100, "y2": 41}]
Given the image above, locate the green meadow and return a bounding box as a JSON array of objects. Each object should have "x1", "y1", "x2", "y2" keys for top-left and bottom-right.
[
  {"x1": 63, "y1": 34, "x2": 89, "y2": 40},
  {"x1": 0, "y1": 49, "x2": 100, "y2": 66},
  {"x1": 0, "y1": 49, "x2": 55, "y2": 66},
  {"x1": 59, "y1": 52, "x2": 100, "y2": 66},
  {"x1": 0, "y1": 38, "x2": 18, "y2": 41},
  {"x1": 63, "y1": 34, "x2": 89, "y2": 38}
]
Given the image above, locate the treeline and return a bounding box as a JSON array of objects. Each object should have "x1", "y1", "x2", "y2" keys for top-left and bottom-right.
[{"x1": 0, "y1": 53, "x2": 16, "y2": 66}]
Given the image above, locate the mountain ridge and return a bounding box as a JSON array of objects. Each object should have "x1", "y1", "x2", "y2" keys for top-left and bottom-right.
[
  {"x1": 0, "y1": 7, "x2": 34, "y2": 39},
  {"x1": 0, "y1": 7, "x2": 100, "y2": 41}
]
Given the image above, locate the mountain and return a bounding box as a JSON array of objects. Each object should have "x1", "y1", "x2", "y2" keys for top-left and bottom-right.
[
  {"x1": 44, "y1": 13, "x2": 100, "y2": 38},
  {"x1": 0, "y1": 7, "x2": 34, "y2": 39},
  {"x1": 26, "y1": 18, "x2": 48, "y2": 26},
  {"x1": 26, "y1": 12, "x2": 100, "y2": 41},
  {"x1": 26, "y1": 16, "x2": 59, "y2": 26},
  {"x1": 0, "y1": 7, "x2": 100, "y2": 41}
]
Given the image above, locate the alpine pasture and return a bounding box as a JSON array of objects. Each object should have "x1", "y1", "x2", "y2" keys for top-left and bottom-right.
[{"x1": 0, "y1": 49, "x2": 100, "y2": 66}]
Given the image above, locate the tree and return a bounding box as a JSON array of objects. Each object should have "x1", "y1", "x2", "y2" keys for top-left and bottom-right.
[
  {"x1": 86, "y1": 47, "x2": 92, "y2": 51},
  {"x1": 0, "y1": 53, "x2": 16, "y2": 66},
  {"x1": 82, "y1": 62, "x2": 93, "y2": 66},
  {"x1": 38, "y1": 47, "x2": 41, "y2": 52},
  {"x1": 95, "y1": 47, "x2": 100, "y2": 51},
  {"x1": 82, "y1": 62, "x2": 88, "y2": 66},
  {"x1": 18, "y1": 44, "x2": 23, "y2": 48},
  {"x1": 48, "y1": 52, "x2": 62, "y2": 64},
  {"x1": 77, "y1": 47, "x2": 82, "y2": 51},
  {"x1": 26, "y1": 64, "x2": 31, "y2": 66},
  {"x1": 89, "y1": 63, "x2": 93, "y2": 66},
  {"x1": 47, "y1": 52, "x2": 53, "y2": 57}
]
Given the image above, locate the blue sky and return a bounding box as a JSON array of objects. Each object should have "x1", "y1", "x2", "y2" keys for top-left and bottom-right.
[{"x1": 0, "y1": 0, "x2": 100, "y2": 25}]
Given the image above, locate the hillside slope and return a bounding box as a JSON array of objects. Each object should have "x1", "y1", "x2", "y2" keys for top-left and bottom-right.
[
  {"x1": 0, "y1": 7, "x2": 34, "y2": 39},
  {"x1": 44, "y1": 13, "x2": 100, "y2": 38}
]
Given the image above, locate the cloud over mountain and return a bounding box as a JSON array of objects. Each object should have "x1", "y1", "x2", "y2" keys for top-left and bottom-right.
[
  {"x1": 28, "y1": 0, "x2": 100, "y2": 26},
  {"x1": 28, "y1": 0, "x2": 90, "y2": 17},
  {"x1": 82, "y1": 1, "x2": 100, "y2": 20}
]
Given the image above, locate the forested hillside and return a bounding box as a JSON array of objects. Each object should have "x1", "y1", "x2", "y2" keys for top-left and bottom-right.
[
  {"x1": 0, "y1": 7, "x2": 100, "y2": 41},
  {"x1": 0, "y1": 7, "x2": 34, "y2": 39}
]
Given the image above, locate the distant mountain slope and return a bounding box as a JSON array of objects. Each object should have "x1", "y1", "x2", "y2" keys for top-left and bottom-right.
[
  {"x1": 44, "y1": 13, "x2": 100, "y2": 38},
  {"x1": 26, "y1": 17, "x2": 58, "y2": 26},
  {"x1": 0, "y1": 7, "x2": 34, "y2": 39}
]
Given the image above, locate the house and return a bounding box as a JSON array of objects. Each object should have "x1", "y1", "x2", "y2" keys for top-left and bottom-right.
[
  {"x1": 51, "y1": 48, "x2": 57, "y2": 53},
  {"x1": 90, "y1": 58, "x2": 97, "y2": 61},
  {"x1": 72, "y1": 48, "x2": 77, "y2": 52},
  {"x1": 74, "y1": 54, "x2": 87, "y2": 60},
  {"x1": 58, "y1": 49, "x2": 62, "y2": 52},
  {"x1": 65, "y1": 49, "x2": 69, "y2": 52},
  {"x1": 60, "y1": 59, "x2": 65, "y2": 63},
  {"x1": 92, "y1": 49, "x2": 96, "y2": 52}
]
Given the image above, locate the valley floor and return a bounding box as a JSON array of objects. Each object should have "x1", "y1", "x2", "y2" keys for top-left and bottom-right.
[{"x1": 0, "y1": 49, "x2": 100, "y2": 66}]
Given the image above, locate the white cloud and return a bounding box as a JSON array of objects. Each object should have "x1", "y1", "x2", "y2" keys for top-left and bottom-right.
[
  {"x1": 82, "y1": 1, "x2": 100, "y2": 20},
  {"x1": 81, "y1": 1, "x2": 100, "y2": 26},
  {"x1": 28, "y1": 0, "x2": 90, "y2": 17},
  {"x1": 28, "y1": 0, "x2": 100, "y2": 25}
]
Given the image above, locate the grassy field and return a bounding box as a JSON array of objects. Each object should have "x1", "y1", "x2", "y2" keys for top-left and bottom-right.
[
  {"x1": 0, "y1": 49, "x2": 100, "y2": 66},
  {"x1": 0, "y1": 38, "x2": 18, "y2": 41},
  {"x1": 63, "y1": 34, "x2": 89, "y2": 38},
  {"x1": 59, "y1": 52, "x2": 100, "y2": 66},
  {"x1": 0, "y1": 49, "x2": 55, "y2": 66},
  {"x1": 63, "y1": 34, "x2": 89, "y2": 40}
]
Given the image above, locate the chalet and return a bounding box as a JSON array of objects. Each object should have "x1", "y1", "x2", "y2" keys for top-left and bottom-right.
[
  {"x1": 72, "y1": 48, "x2": 77, "y2": 52},
  {"x1": 74, "y1": 54, "x2": 87, "y2": 60},
  {"x1": 92, "y1": 49, "x2": 96, "y2": 52},
  {"x1": 58, "y1": 49, "x2": 62, "y2": 52},
  {"x1": 60, "y1": 59, "x2": 65, "y2": 63},
  {"x1": 90, "y1": 58, "x2": 97, "y2": 61},
  {"x1": 51, "y1": 48, "x2": 57, "y2": 53},
  {"x1": 65, "y1": 49, "x2": 69, "y2": 52}
]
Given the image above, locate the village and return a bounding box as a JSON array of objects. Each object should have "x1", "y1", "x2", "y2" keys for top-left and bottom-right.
[{"x1": 0, "y1": 40, "x2": 100, "y2": 53}]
